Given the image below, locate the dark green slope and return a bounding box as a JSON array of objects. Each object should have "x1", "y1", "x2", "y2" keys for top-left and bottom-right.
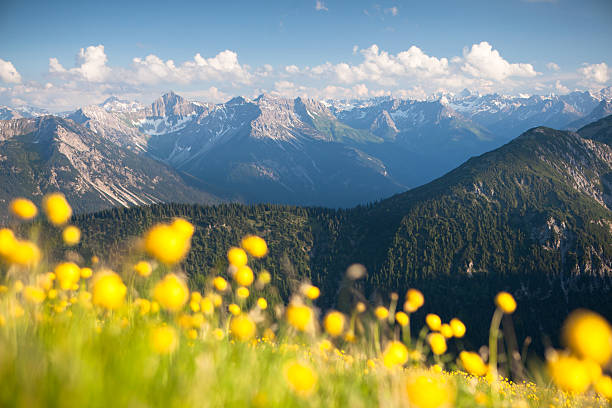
[{"x1": 67, "y1": 120, "x2": 612, "y2": 348}]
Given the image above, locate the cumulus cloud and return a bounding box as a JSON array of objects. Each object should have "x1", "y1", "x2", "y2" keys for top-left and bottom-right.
[
  {"x1": 315, "y1": 0, "x2": 328, "y2": 11},
  {"x1": 554, "y1": 80, "x2": 570, "y2": 94},
  {"x1": 578, "y1": 62, "x2": 609, "y2": 84},
  {"x1": 310, "y1": 44, "x2": 449, "y2": 85},
  {"x1": 49, "y1": 45, "x2": 111, "y2": 82},
  {"x1": 385, "y1": 6, "x2": 398, "y2": 16},
  {"x1": 461, "y1": 42, "x2": 538, "y2": 81},
  {"x1": 546, "y1": 62, "x2": 560, "y2": 71},
  {"x1": 0, "y1": 59, "x2": 22, "y2": 83}
]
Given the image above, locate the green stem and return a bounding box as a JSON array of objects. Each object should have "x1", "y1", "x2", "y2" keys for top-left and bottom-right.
[{"x1": 489, "y1": 308, "x2": 503, "y2": 403}]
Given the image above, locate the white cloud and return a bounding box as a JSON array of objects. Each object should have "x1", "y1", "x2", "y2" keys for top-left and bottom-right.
[
  {"x1": 461, "y1": 41, "x2": 538, "y2": 81},
  {"x1": 546, "y1": 62, "x2": 560, "y2": 71},
  {"x1": 48, "y1": 45, "x2": 111, "y2": 82},
  {"x1": 177, "y1": 86, "x2": 229, "y2": 103},
  {"x1": 0, "y1": 59, "x2": 22, "y2": 83},
  {"x1": 285, "y1": 65, "x2": 300, "y2": 74},
  {"x1": 554, "y1": 80, "x2": 569, "y2": 94},
  {"x1": 385, "y1": 6, "x2": 398, "y2": 16},
  {"x1": 578, "y1": 62, "x2": 609, "y2": 84},
  {"x1": 315, "y1": 0, "x2": 328, "y2": 11}
]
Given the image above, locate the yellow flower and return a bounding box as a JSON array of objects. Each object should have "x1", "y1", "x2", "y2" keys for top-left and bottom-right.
[
  {"x1": 133, "y1": 261, "x2": 152, "y2": 277},
  {"x1": 189, "y1": 300, "x2": 200, "y2": 312},
  {"x1": 230, "y1": 314, "x2": 256, "y2": 341},
  {"x1": 150, "y1": 325, "x2": 178, "y2": 354},
  {"x1": 286, "y1": 303, "x2": 313, "y2": 331},
  {"x1": 62, "y1": 225, "x2": 81, "y2": 246},
  {"x1": 14, "y1": 280, "x2": 24, "y2": 292},
  {"x1": 428, "y1": 333, "x2": 447, "y2": 355},
  {"x1": 43, "y1": 193, "x2": 72, "y2": 226},
  {"x1": 395, "y1": 311, "x2": 409, "y2": 326},
  {"x1": 80, "y1": 267, "x2": 93, "y2": 279},
  {"x1": 153, "y1": 274, "x2": 189, "y2": 312},
  {"x1": 135, "y1": 298, "x2": 151, "y2": 315},
  {"x1": 37, "y1": 272, "x2": 55, "y2": 291},
  {"x1": 257, "y1": 297, "x2": 268, "y2": 310},
  {"x1": 187, "y1": 329, "x2": 198, "y2": 340},
  {"x1": 92, "y1": 270, "x2": 126, "y2": 310},
  {"x1": 595, "y1": 375, "x2": 612, "y2": 399},
  {"x1": 405, "y1": 372, "x2": 455, "y2": 408},
  {"x1": 191, "y1": 291, "x2": 202, "y2": 303},
  {"x1": 356, "y1": 302, "x2": 366, "y2": 313},
  {"x1": 213, "y1": 276, "x2": 228, "y2": 292},
  {"x1": 547, "y1": 354, "x2": 591, "y2": 394},
  {"x1": 302, "y1": 284, "x2": 320, "y2": 300},
  {"x1": 91, "y1": 255, "x2": 99, "y2": 265},
  {"x1": 228, "y1": 303, "x2": 241, "y2": 315},
  {"x1": 449, "y1": 318, "x2": 466, "y2": 338},
  {"x1": 24, "y1": 286, "x2": 46, "y2": 304},
  {"x1": 426, "y1": 314, "x2": 442, "y2": 331},
  {"x1": 324, "y1": 311, "x2": 345, "y2": 337},
  {"x1": 227, "y1": 247, "x2": 248, "y2": 267},
  {"x1": 234, "y1": 265, "x2": 254, "y2": 286},
  {"x1": 405, "y1": 288, "x2": 425, "y2": 312},
  {"x1": 0, "y1": 228, "x2": 17, "y2": 258},
  {"x1": 212, "y1": 328, "x2": 224, "y2": 340},
  {"x1": 382, "y1": 341, "x2": 409, "y2": 368},
  {"x1": 459, "y1": 351, "x2": 487, "y2": 376},
  {"x1": 241, "y1": 235, "x2": 268, "y2": 258},
  {"x1": 495, "y1": 292, "x2": 516, "y2": 314},
  {"x1": 6, "y1": 240, "x2": 41, "y2": 267},
  {"x1": 284, "y1": 361, "x2": 317, "y2": 396},
  {"x1": 236, "y1": 286, "x2": 249, "y2": 299},
  {"x1": 440, "y1": 324, "x2": 453, "y2": 339},
  {"x1": 171, "y1": 218, "x2": 194, "y2": 238},
  {"x1": 144, "y1": 220, "x2": 193, "y2": 265},
  {"x1": 10, "y1": 198, "x2": 38, "y2": 220},
  {"x1": 55, "y1": 262, "x2": 81, "y2": 290},
  {"x1": 257, "y1": 270, "x2": 271, "y2": 285},
  {"x1": 201, "y1": 297, "x2": 214, "y2": 315},
  {"x1": 375, "y1": 306, "x2": 389, "y2": 320},
  {"x1": 562, "y1": 309, "x2": 612, "y2": 366}
]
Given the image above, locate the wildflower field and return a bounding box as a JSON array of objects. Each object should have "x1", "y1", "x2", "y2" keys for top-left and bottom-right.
[{"x1": 1, "y1": 194, "x2": 611, "y2": 407}]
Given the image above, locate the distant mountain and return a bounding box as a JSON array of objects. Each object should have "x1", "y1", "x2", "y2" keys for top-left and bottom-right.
[
  {"x1": 565, "y1": 100, "x2": 612, "y2": 131},
  {"x1": 0, "y1": 116, "x2": 219, "y2": 216},
  {"x1": 0, "y1": 105, "x2": 49, "y2": 120},
  {"x1": 72, "y1": 115, "x2": 612, "y2": 348}
]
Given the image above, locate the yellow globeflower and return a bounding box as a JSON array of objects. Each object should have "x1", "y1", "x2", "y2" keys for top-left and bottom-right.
[
  {"x1": 133, "y1": 261, "x2": 152, "y2": 277},
  {"x1": 258, "y1": 270, "x2": 271, "y2": 285},
  {"x1": 440, "y1": 324, "x2": 453, "y2": 339},
  {"x1": 286, "y1": 303, "x2": 313, "y2": 332},
  {"x1": 234, "y1": 265, "x2": 254, "y2": 286},
  {"x1": 144, "y1": 220, "x2": 193, "y2": 265},
  {"x1": 0, "y1": 229, "x2": 17, "y2": 258},
  {"x1": 449, "y1": 318, "x2": 466, "y2": 338},
  {"x1": 562, "y1": 309, "x2": 612, "y2": 366},
  {"x1": 80, "y1": 267, "x2": 93, "y2": 279},
  {"x1": 230, "y1": 314, "x2": 256, "y2": 341},
  {"x1": 10, "y1": 198, "x2": 38, "y2": 220},
  {"x1": 228, "y1": 303, "x2": 241, "y2": 316},
  {"x1": 395, "y1": 311, "x2": 409, "y2": 327},
  {"x1": 257, "y1": 297, "x2": 268, "y2": 310},
  {"x1": 91, "y1": 255, "x2": 99, "y2": 265},
  {"x1": 459, "y1": 351, "x2": 488, "y2": 376},
  {"x1": 284, "y1": 361, "x2": 317, "y2": 396},
  {"x1": 200, "y1": 297, "x2": 214, "y2": 315},
  {"x1": 547, "y1": 354, "x2": 591, "y2": 394},
  {"x1": 236, "y1": 286, "x2": 250, "y2": 299},
  {"x1": 382, "y1": 341, "x2": 409, "y2": 368},
  {"x1": 495, "y1": 292, "x2": 516, "y2": 314},
  {"x1": 405, "y1": 288, "x2": 425, "y2": 312},
  {"x1": 426, "y1": 314, "x2": 442, "y2": 331},
  {"x1": 227, "y1": 247, "x2": 248, "y2": 267},
  {"x1": 595, "y1": 375, "x2": 612, "y2": 399},
  {"x1": 213, "y1": 276, "x2": 228, "y2": 292},
  {"x1": 428, "y1": 333, "x2": 447, "y2": 355},
  {"x1": 54, "y1": 262, "x2": 81, "y2": 290},
  {"x1": 375, "y1": 306, "x2": 389, "y2": 320},
  {"x1": 92, "y1": 270, "x2": 126, "y2": 310},
  {"x1": 43, "y1": 193, "x2": 72, "y2": 226},
  {"x1": 241, "y1": 235, "x2": 268, "y2": 258},
  {"x1": 171, "y1": 218, "x2": 194, "y2": 238},
  {"x1": 6, "y1": 240, "x2": 41, "y2": 267},
  {"x1": 24, "y1": 286, "x2": 46, "y2": 304},
  {"x1": 324, "y1": 311, "x2": 345, "y2": 337},
  {"x1": 406, "y1": 372, "x2": 455, "y2": 408},
  {"x1": 153, "y1": 274, "x2": 189, "y2": 312},
  {"x1": 150, "y1": 325, "x2": 178, "y2": 354},
  {"x1": 62, "y1": 225, "x2": 81, "y2": 246},
  {"x1": 302, "y1": 284, "x2": 320, "y2": 300}
]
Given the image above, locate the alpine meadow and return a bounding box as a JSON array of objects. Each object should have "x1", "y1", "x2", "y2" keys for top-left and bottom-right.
[{"x1": 0, "y1": 1, "x2": 612, "y2": 407}]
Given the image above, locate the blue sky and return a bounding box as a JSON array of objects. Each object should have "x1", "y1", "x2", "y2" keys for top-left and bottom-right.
[{"x1": 0, "y1": 0, "x2": 610, "y2": 110}]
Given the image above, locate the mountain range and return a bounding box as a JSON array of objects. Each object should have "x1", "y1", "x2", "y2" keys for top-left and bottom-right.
[{"x1": 0, "y1": 87, "x2": 611, "y2": 212}]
